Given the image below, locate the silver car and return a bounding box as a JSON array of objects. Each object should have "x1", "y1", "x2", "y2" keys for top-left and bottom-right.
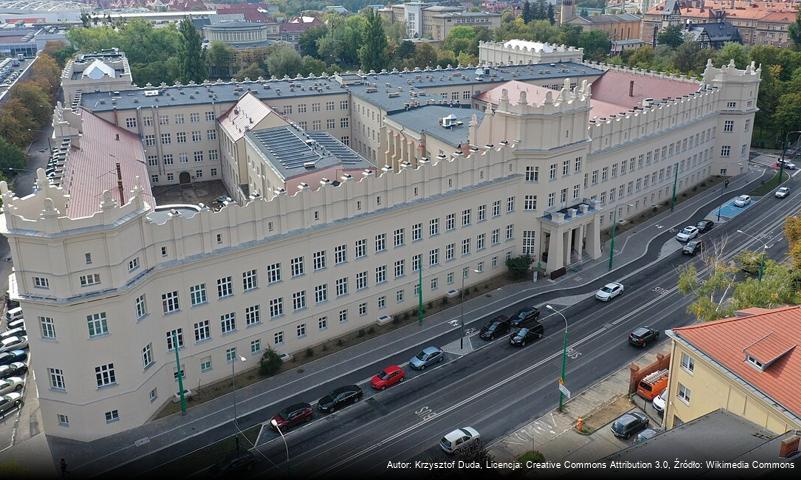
[{"x1": 409, "y1": 346, "x2": 444, "y2": 370}]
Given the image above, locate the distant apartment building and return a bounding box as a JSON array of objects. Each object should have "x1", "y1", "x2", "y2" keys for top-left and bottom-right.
[
  {"x1": 60, "y1": 48, "x2": 134, "y2": 107},
  {"x1": 378, "y1": 2, "x2": 501, "y2": 41},
  {"x1": 278, "y1": 15, "x2": 323, "y2": 43}
]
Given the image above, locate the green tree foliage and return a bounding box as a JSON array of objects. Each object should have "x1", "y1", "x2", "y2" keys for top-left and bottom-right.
[
  {"x1": 302, "y1": 56, "x2": 328, "y2": 76},
  {"x1": 547, "y1": 4, "x2": 555, "y2": 25},
  {"x1": 42, "y1": 41, "x2": 76, "y2": 68},
  {"x1": 444, "y1": 26, "x2": 479, "y2": 57},
  {"x1": 678, "y1": 260, "x2": 738, "y2": 322},
  {"x1": 578, "y1": 30, "x2": 612, "y2": 62},
  {"x1": 789, "y1": 8, "x2": 801, "y2": 49},
  {"x1": 206, "y1": 41, "x2": 236, "y2": 80},
  {"x1": 235, "y1": 62, "x2": 264, "y2": 81},
  {"x1": 359, "y1": 8, "x2": 388, "y2": 72},
  {"x1": 179, "y1": 19, "x2": 207, "y2": 83},
  {"x1": 657, "y1": 25, "x2": 684, "y2": 49},
  {"x1": 317, "y1": 14, "x2": 366, "y2": 68},
  {"x1": 0, "y1": 137, "x2": 26, "y2": 176},
  {"x1": 522, "y1": 0, "x2": 532, "y2": 24},
  {"x1": 714, "y1": 42, "x2": 749, "y2": 68},
  {"x1": 266, "y1": 45, "x2": 304, "y2": 78},
  {"x1": 505, "y1": 255, "x2": 532, "y2": 279},
  {"x1": 299, "y1": 25, "x2": 328, "y2": 58},
  {"x1": 786, "y1": 212, "x2": 801, "y2": 271},
  {"x1": 10, "y1": 83, "x2": 51, "y2": 126},
  {"x1": 259, "y1": 348, "x2": 283, "y2": 377}
]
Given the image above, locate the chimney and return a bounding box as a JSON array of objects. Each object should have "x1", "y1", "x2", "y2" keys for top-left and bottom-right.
[
  {"x1": 629, "y1": 80, "x2": 634, "y2": 97},
  {"x1": 779, "y1": 436, "x2": 800, "y2": 458},
  {"x1": 115, "y1": 163, "x2": 125, "y2": 205}
]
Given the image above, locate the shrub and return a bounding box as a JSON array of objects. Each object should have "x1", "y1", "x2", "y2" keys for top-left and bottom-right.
[
  {"x1": 518, "y1": 451, "x2": 545, "y2": 463},
  {"x1": 357, "y1": 329, "x2": 365, "y2": 338},
  {"x1": 337, "y1": 339, "x2": 344, "y2": 347},
  {"x1": 505, "y1": 254, "x2": 532, "y2": 279},
  {"x1": 305, "y1": 347, "x2": 314, "y2": 358},
  {"x1": 427, "y1": 301, "x2": 433, "y2": 309},
  {"x1": 392, "y1": 316, "x2": 400, "y2": 324},
  {"x1": 259, "y1": 348, "x2": 283, "y2": 377},
  {"x1": 322, "y1": 343, "x2": 328, "y2": 352},
  {"x1": 367, "y1": 326, "x2": 375, "y2": 334},
  {"x1": 442, "y1": 297, "x2": 449, "y2": 305}
]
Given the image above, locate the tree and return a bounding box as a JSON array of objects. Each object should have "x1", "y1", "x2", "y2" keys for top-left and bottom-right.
[
  {"x1": 774, "y1": 92, "x2": 801, "y2": 138},
  {"x1": 678, "y1": 260, "x2": 737, "y2": 322},
  {"x1": 259, "y1": 348, "x2": 283, "y2": 377},
  {"x1": 411, "y1": 43, "x2": 438, "y2": 68},
  {"x1": 523, "y1": 0, "x2": 532, "y2": 24},
  {"x1": 578, "y1": 30, "x2": 611, "y2": 62},
  {"x1": 789, "y1": 8, "x2": 801, "y2": 49},
  {"x1": 10, "y1": 82, "x2": 51, "y2": 125},
  {"x1": 266, "y1": 45, "x2": 304, "y2": 78},
  {"x1": 786, "y1": 212, "x2": 801, "y2": 271},
  {"x1": 299, "y1": 25, "x2": 328, "y2": 58},
  {"x1": 444, "y1": 26, "x2": 478, "y2": 57},
  {"x1": 206, "y1": 41, "x2": 236, "y2": 80},
  {"x1": 657, "y1": 25, "x2": 684, "y2": 49},
  {"x1": 29, "y1": 54, "x2": 61, "y2": 98},
  {"x1": 235, "y1": 62, "x2": 264, "y2": 81},
  {"x1": 0, "y1": 137, "x2": 26, "y2": 176},
  {"x1": 673, "y1": 41, "x2": 711, "y2": 75},
  {"x1": 0, "y1": 99, "x2": 36, "y2": 148},
  {"x1": 505, "y1": 255, "x2": 532, "y2": 279},
  {"x1": 715, "y1": 42, "x2": 750, "y2": 69},
  {"x1": 179, "y1": 19, "x2": 207, "y2": 83},
  {"x1": 42, "y1": 41, "x2": 75, "y2": 68},
  {"x1": 547, "y1": 4, "x2": 556, "y2": 25},
  {"x1": 80, "y1": 12, "x2": 91, "y2": 28},
  {"x1": 359, "y1": 8, "x2": 388, "y2": 72}
]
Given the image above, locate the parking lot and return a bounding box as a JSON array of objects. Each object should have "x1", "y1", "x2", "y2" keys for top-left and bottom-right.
[{"x1": 0, "y1": 302, "x2": 38, "y2": 453}]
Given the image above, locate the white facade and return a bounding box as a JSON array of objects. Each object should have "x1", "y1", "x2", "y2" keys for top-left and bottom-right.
[
  {"x1": 479, "y1": 40, "x2": 584, "y2": 65},
  {"x1": 0, "y1": 45, "x2": 760, "y2": 442}
]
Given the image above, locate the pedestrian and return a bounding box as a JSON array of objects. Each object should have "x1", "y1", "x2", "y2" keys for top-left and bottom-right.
[{"x1": 60, "y1": 458, "x2": 67, "y2": 478}]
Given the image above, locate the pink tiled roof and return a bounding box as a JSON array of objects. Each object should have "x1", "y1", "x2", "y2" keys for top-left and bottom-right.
[
  {"x1": 61, "y1": 110, "x2": 153, "y2": 219},
  {"x1": 673, "y1": 306, "x2": 801, "y2": 418},
  {"x1": 218, "y1": 92, "x2": 284, "y2": 141},
  {"x1": 281, "y1": 16, "x2": 322, "y2": 33},
  {"x1": 589, "y1": 69, "x2": 701, "y2": 112}
]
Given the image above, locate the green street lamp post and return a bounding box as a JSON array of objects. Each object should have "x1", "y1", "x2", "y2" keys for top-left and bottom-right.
[
  {"x1": 670, "y1": 162, "x2": 679, "y2": 212},
  {"x1": 736, "y1": 229, "x2": 768, "y2": 282},
  {"x1": 779, "y1": 130, "x2": 801, "y2": 188},
  {"x1": 546, "y1": 305, "x2": 569, "y2": 412},
  {"x1": 172, "y1": 331, "x2": 186, "y2": 416}
]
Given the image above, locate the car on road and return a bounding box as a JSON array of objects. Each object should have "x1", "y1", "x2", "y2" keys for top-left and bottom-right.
[
  {"x1": 675, "y1": 226, "x2": 699, "y2": 242},
  {"x1": 0, "y1": 392, "x2": 23, "y2": 416},
  {"x1": 628, "y1": 327, "x2": 660, "y2": 347},
  {"x1": 0, "y1": 362, "x2": 27, "y2": 380},
  {"x1": 270, "y1": 402, "x2": 313, "y2": 431},
  {"x1": 0, "y1": 350, "x2": 27, "y2": 366},
  {"x1": 479, "y1": 316, "x2": 511, "y2": 340},
  {"x1": 776, "y1": 161, "x2": 796, "y2": 170},
  {"x1": 695, "y1": 220, "x2": 714, "y2": 233},
  {"x1": 409, "y1": 346, "x2": 444, "y2": 370},
  {"x1": 0, "y1": 336, "x2": 28, "y2": 353},
  {"x1": 636, "y1": 428, "x2": 659, "y2": 443},
  {"x1": 318, "y1": 385, "x2": 363, "y2": 414},
  {"x1": 209, "y1": 451, "x2": 258, "y2": 475},
  {"x1": 682, "y1": 239, "x2": 703, "y2": 255},
  {"x1": 595, "y1": 282, "x2": 624, "y2": 302},
  {"x1": 652, "y1": 389, "x2": 667, "y2": 416},
  {"x1": 370, "y1": 365, "x2": 405, "y2": 390},
  {"x1": 611, "y1": 411, "x2": 649, "y2": 439},
  {"x1": 734, "y1": 194, "x2": 752, "y2": 207},
  {"x1": 0, "y1": 376, "x2": 23, "y2": 396},
  {"x1": 509, "y1": 307, "x2": 540, "y2": 328},
  {"x1": 509, "y1": 325, "x2": 544, "y2": 347},
  {"x1": 439, "y1": 427, "x2": 480, "y2": 454},
  {"x1": 776, "y1": 187, "x2": 790, "y2": 199}
]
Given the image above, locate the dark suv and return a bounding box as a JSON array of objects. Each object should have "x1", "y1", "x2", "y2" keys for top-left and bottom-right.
[
  {"x1": 479, "y1": 316, "x2": 511, "y2": 340},
  {"x1": 509, "y1": 307, "x2": 540, "y2": 328},
  {"x1": 509, "y1": 324, "x2": 544, "y2": 347},
  {"x1": 318, "y1": 385, "x2": 363, "y2": 414},
  {"x1": 696, "y1": 220, "x2": 714, "y2": 233},
  {"x1": 628, "y1": 327, "x2": 660, "y2": 347},
  {"x1": 271, "y1": 402, "x2": 313, "y2": 430},
  {"x1": 611, "y1": 411, "x2": 649, "y2": 439}
]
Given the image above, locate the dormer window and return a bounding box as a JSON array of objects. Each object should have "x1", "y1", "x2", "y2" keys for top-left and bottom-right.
[{"x1": 746, "y1": 355, "x2": 764, "y2": 371}]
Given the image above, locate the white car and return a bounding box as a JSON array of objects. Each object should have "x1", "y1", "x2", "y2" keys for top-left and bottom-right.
[
  {"x1": 439, "y1": 427, "x2": 480, "y2": 454},
  {"x1": 734, "y1": 195, "x2": 751, "y2": 207},
  {"x1": 595, "y1": 282, "x2": 624, "y2": 301},
  {"x1": 0, "y1": 336, "x2": 28, "y2": 353},
  {"x1": 652, "y1": 389, "x2": 667, "y2": 415},
  {"x1": 775, "y1": 187, "x2": 790, "y2": 199},
  {"x1": 784, "y1": 162, "x2": 797, "y2": 170},
  {"x1": 0, "y1": 376, "x2": 23, "y2": 396},
  {"x1": 676, "y1": 226, "x2": 699, "y2": 242}
]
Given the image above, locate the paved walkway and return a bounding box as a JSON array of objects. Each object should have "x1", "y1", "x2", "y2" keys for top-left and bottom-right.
[{"x1": 42, "y1": 164, "x2": 769, "y2": 476}]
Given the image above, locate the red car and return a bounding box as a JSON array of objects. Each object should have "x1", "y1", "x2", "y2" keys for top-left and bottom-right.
[
  {"x1": 270, "y1": 402, "x2": 313, "y2": 431},
  {"x1": 370, "y1": 365, "x2": 405, "y2": 390}
]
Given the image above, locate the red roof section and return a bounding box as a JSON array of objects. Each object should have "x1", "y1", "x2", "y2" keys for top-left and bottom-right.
[
  {"x1": 61, "y1": 109, "x2": 153, "y2": 219},
  {"x1": 590, "y1": 69, "x2": 701, "y2": 111},
  {"x1": 281, "y1": 16, "x2": 322, "y2": 33},
  {"x1": 673, "y1": 305, "x2": 801, "y2": 418},
  {"x1": 216, "y1": 4, "x2": 274, "y2": 23}
]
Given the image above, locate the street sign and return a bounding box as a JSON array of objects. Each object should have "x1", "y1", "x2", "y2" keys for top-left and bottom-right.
[{"x1": 558, "y1": 382, "x2": 571, "y2": 399}]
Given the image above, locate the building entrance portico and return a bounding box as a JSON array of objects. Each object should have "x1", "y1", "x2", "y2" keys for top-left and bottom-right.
[{"x1": 540, "y1": 201, "x2": 603, "y2": 273}]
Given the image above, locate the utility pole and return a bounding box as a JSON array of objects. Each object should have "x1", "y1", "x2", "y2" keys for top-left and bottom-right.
[
  {"x1": 417, "y1": 264, "x2": 424, "y2": 326},
  {"x1": 670, "y1": 162, "x2": 679, "y2": 212},
  {"x1": 608, "y1": 209, "x2": 617, "y2": 271},
  {"x1": 173, "y1": 331, "x2": 186, "y2": 415}
]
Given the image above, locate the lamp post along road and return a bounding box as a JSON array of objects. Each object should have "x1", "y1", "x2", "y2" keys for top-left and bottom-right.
[
  {"x1": 271, "y1": 419, "x2": 290, "y2": 477},
  {"x1": 736, "y1": 229, "x2": 768, "y2": 281},
  {"x1": 231, "y1": 355, "x2": 247, "y2": 429},
  {"x1": 779, "y1": 130, "x2": 801, "y2": 187},
  {"x1": 671, "y1": 162, "x2": 679, "y2": 212},
  {"x1": 172, "y1": 332, "x2": 186, "y2": 415},
  {"x1": 459, "y1": 266, "x2": 481, "y2": 350},
  {"x1": 546, "y1": 305, "x2": 569, "y2": 412}
]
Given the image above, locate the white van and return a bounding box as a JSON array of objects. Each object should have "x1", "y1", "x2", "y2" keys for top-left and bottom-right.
[
  {"x1": 5, "y1": 307, "x2": 22, "y2": 323},
  {"x1": 0, "y1": 328, "x2": 25, "y2": 340}
]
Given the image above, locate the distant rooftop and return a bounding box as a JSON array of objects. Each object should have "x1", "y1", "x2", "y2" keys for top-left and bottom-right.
[
  {"x1": 387, "y1": 105, "x2": 481, "y2": 148},
  {"x1": 245, "y1": 126, "x2": 373, "y2": 180}
]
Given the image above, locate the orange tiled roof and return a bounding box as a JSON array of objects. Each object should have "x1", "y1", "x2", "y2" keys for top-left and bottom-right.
[
  {"x1": 646, "y1": 1, "x2": 797, "y2": 23},
  {"x1": 673, "y1": 305, "x2": 801, "y2": 419}
]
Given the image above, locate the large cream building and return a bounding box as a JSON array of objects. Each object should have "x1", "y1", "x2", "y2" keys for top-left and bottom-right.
[{"x1": 0, "y1": 39, "x2": 759, "y2": 442}]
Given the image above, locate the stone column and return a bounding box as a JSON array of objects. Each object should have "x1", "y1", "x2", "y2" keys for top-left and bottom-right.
[
  {"x1": 546, "y1": 228, "x2": 563, "y2": 273},
  {"x1": 577, "y1": 223, "x2": 585, "y2": 259},
  {"x1": 385, "y1": 129, "x2": 394, "y2": 161},
  {"x1": 563, "y1": 229, "x2": 571, "y2": 267},
  {"x1": 585, "y1": 213, "x2": 603, "y2": 259}
]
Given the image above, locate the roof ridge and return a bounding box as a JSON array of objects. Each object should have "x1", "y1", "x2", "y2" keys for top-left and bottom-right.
[{"x1": 674, "y1": 305, "x2": 801, "y2": 332}]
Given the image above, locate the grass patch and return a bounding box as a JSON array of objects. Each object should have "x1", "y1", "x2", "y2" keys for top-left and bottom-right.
[
  {"x1": 518, "y1": 451, "x2": 545, "y2": 463},
  {"x1": 749, "y1": 170, "x2": 789, "y2": 197},
  {"x1": 156, "y1": 425, "x2": 260, "y2": 477}
]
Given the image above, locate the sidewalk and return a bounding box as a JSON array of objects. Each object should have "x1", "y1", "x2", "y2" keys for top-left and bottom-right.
[{"x1": 47, "y1": 165, "x2": 769, "y2": 476}]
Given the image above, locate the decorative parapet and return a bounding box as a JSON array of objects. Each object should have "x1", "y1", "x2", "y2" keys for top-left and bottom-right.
[
  {"x1": 496, "y1": 78, "x2": 592, "y2": 116},
  {"x1": 582, "y1": 60, "x2": 704, "y2": 85}
]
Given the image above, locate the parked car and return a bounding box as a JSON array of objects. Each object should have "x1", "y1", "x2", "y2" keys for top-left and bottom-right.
[
  {"x1": 409, "y1": 346, "x2": 444, "y2": 370},
  {"x1": 776, "y1": 161, "x2": 796, "y2": 170},
  {"x1": 270, "y1": 402, "x2": 313, "y2": 431},
  {"x1": 636, "y1": 428, "x2": 659, "y2": 443},
  {"x1": 370, "y1": 365, "x2": 405, "y2": 390},
  {"x1": 4, "y1": 307, "x2": 22, "y2": 323},
  {"x1": 682, "y1": 239, "x2": 703, "y2": 255},
  {"x1": 734, "y1": 195, "x2": 751, "y2": 207},
  {"x1": 509, "y1": 307, "x2": 540, "y2": 328},
  {"x1": 0, "y1": 350, "x2": 27, "y2": 365},
  {"x1": 479, "y1": 316, "x2": 511, "y2": 340},
  {"x1": 0, "y1": 392, "x2": 23, "y2": 416},
  {"x1": 209, "y1": 451, "x2": 258, "y2": 475},
  {"x1": 0, "y1": 336, "x2": 28, "y2": 353},
  {"x1": 0, "y1": 327, "x2": 25, "y2": 340},
  {"x1": 0, "y1": 362, "x2": 27, "y2": 379},
  {"x1": 610, "y1": 411, "x2": 649, "y2": 439},
  {"x1": 629, "y1": 327, "x2": 660, "y2": 347},
  {"x1": 675, "y1": 226, "x2": 699, "y2": 242},
  {"x1": 0, "y1": 376, "x2": 23, "y2": 396},
  {"x1": 652, "y1": 389, "x2": 667, "y2": 416},
  {"x1": 6, "y1": 319, "x2": 24, "y2": 332},
  {"x1": 439, "y1": 427, "x2": 480, "y2": 454},
  {"x1": 695, "y1": 220, "x2": 714, "y2": 233},
  {"x1": 509, "y1": 325, "x2": 544, "y2": 347},
  {"x1": 317, "y1": 385, "x2": 363, "y2": 414},
  {"x1": 776, "y1": 187, "x2": 790, "y2": 199},
  {"x1": 595, "y1": 282, "x2": 624, "y2": 302}
]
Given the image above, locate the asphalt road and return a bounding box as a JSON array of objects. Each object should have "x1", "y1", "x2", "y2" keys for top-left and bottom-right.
[{"x1": 99, "y1": 168, "x2": 793, "y2": 478}]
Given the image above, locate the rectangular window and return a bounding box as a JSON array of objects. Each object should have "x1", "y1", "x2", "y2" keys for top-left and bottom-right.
[
  {"x1": 334, "y1": 244, "x2": 347, "y2": 264},
  {"x1": 678, "y1": 383, "x2": 691, "y2": 403},
  {"x1": 34, "y1": 316, "x2": 55, "y2": 341},
  {"x1": 243, "y1": 270, "x2": 257, "y2": 291},
  {"x1": 176, "y1": 132, "x2": 187, "y2": 143},
  {"x1": 33, "y1": 276, "x2": 49, "y2": 289},
  {"x1": 522, "y1": 230, "x2": 536, "y2": 255},
  {"x1": 720, "y1": 145, "x2": 731, "y2": 157},
  {"x1": 313, "y1": 250, "x2": 326, "y2": 271},
  {"x1": 375, "y1": 265, "x2": 387, "y2": 284},
  {"x1": 575, "y1": 157, "x2": 582, "y2": 172},
  {"x1": 160, "y1": 133, "x2": 171, "y2": 145},
  {"x1": 207, "y1": 129, "x2": 217, "y2": 140},
  {"x1": 200, "y1": 358, "x2": 212, "y2": 372},
  {"x1": 290, "y1": 256, "x2": 305, "y2": 277},
  {"x1": 359, "y1": 302, "x2": 367, "y2": 316},
  {"x1": 296, "y1": 323, "x2": 307, "y2": 338},
  {"x1": 477, "y1": 233, "x2": 486, "y2": 250},
  {"x1": 429, "y1": 248, "x2": 439, "y2": 266},
  {"x1": 375, "y1": 233, "x2": 386, "y2": 252},
  {"x1": 48, "y1": 367, "x2": 66, "y2": 390},
  {"x1": 356, "y1": 272, "x2": 368, "y2": 290},
  {"x1": 562, "y1": 159, "x2": 569, "y2": 176},
  {"x1": 524, "y1": 195, "x2": 536, "y2": 211},
  {"x1": 412, "y1": 223, "x2": 422, "y2": 241},
  {"x1": 525, "y1": 166, "x2": 538, "y2": 182},
  {"x1": 446, "y1": 243, "x2": 455, "y2": 261},
  {"x1": 220, "y1": 312, "x2": 236, "y2": 333},
  {"x1": 314, "y1": 284, "x2": 328, "y2": 303},
  {"x1": 189, "y1": 284, "x2": 207, "y2": 306},
  {"x1": 245, "y1": 305, "x2": 261, "y2": 326},
  {"x1": 355, "y1": 239, "x2": 367, "y2": 258},
  {"x1": 166, "y1": 328, "x2": 183, "y2": 351},
  {"x1": 194, "y1": 320, "x2": 210, "y2": 342},
  {"x1": 430, "y1": 218, "x2": 439, "y2": 236},
  {"x1": 506, "y1": 196, "x2": 515, "y2": 212},
  {"x1": 266, "y1": 263, "x2": 281, "y2": 284},
  {"x1": 251, "y1": 339, "x2": 261, "y2": 353},
  {"x1": 217, "y1": 276, "x2": 233, "y2": 298},
  {"x1": 226, "y1": 347, "x2": 237, "y2": 362},
  {"x1": 549, "y1": 163, "x2": 557, "y2": 180},
  {"x1": 506, "y1": 224, "x2": 514, "y2": 240},
  {"x1": 393, "y1": 228, "x2": 405, "y2": 247},
  {"x1": 462, "y1": 209, "x2": 471, "y2": 226},
  {"x1": 162, "y1": 291, "x2": 179, "y2": 313},
  {"x1": 447, "y1": 272, "x2": 454, "y2": 285},
  {"x1": 191, "y1": 131, "x2": 201, "y2": 142},
  {"x1": 462, "y1": 238, "x2": 471, "y2": 256},
  {"x1": 58, "y1": 414, "x2": 69, "y2": 426},
  {"x1": 339, "y1": 309, "x2": 348, "y2": 323},
  {"x1": 269, "y1": 297, "x2": 283, "y2": 318},
  {"x1": 446, "y1": 213, "x2": 455, "y2": 231},
  {"x1": 394, "y1": 259, "x2": 405, "y2": 278},
  {"x1": 477, "y1": 205, "x2": 486, "y2": 222},
  {"x1": 105, "y1": 410, "x2": 119, "y2": 423},
  {"x1": 292, "y1": 291, "x2": 306, "y2": 311},
  {"x1": 274, "y1": 331, "x2": 284, "y2": 345},
  {"x1": 95, "y1": 363, "x2": 116, "y2": 387},
  {"x1": 412, "y1": 254, "x2": 422, "y2": 271},
  {"x1": 87, "y1": 313, "x2": 108, "y2": 337},
  {"x1": 491, "y1": 228, "x2": 500, "y2": 245},
  {"x1": 492, "y1": 200, "x2": 501, "y2": 217},
  {"x1": 336, "y1": 277, "x2": 348, "y2": 296},
  {"x1": 680, "y1": 352, "x2": 694, "y2": 372}
]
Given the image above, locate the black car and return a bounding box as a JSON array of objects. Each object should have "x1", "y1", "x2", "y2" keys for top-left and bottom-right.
[
  {"x1": 0, "y1": 362, "x2": 27, "y2": 379},
  {"x1": 0, "y1": 350, "x2": 27, "y2": 366},
  {"x1": 628, "y1": 327, "x2": 660, "y2": 347},
  {"x1": 479, "y1": 316, "x2": 511, "y2": 340},
  {"x1": 209, "y1": 451, "x2": 258, "y2": 475},
  {"x1": 318, "y1": 385, "x2": 363, "y2": 414},
  {"x1": 696, "y1": 220, "x2": 714, "y2": 233},
  {"x1": 509, "y1": 307, "x2": 540, "y2": 328},
  {"x1": 509, "y1": 324, "x2": 544, "y2": 347},
  {"x1": 611, "y1": 411, "x2": 649, "y2": 439},
  {"x1": 682, "y1": 239, "x2": 703, "y2": 255}
]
